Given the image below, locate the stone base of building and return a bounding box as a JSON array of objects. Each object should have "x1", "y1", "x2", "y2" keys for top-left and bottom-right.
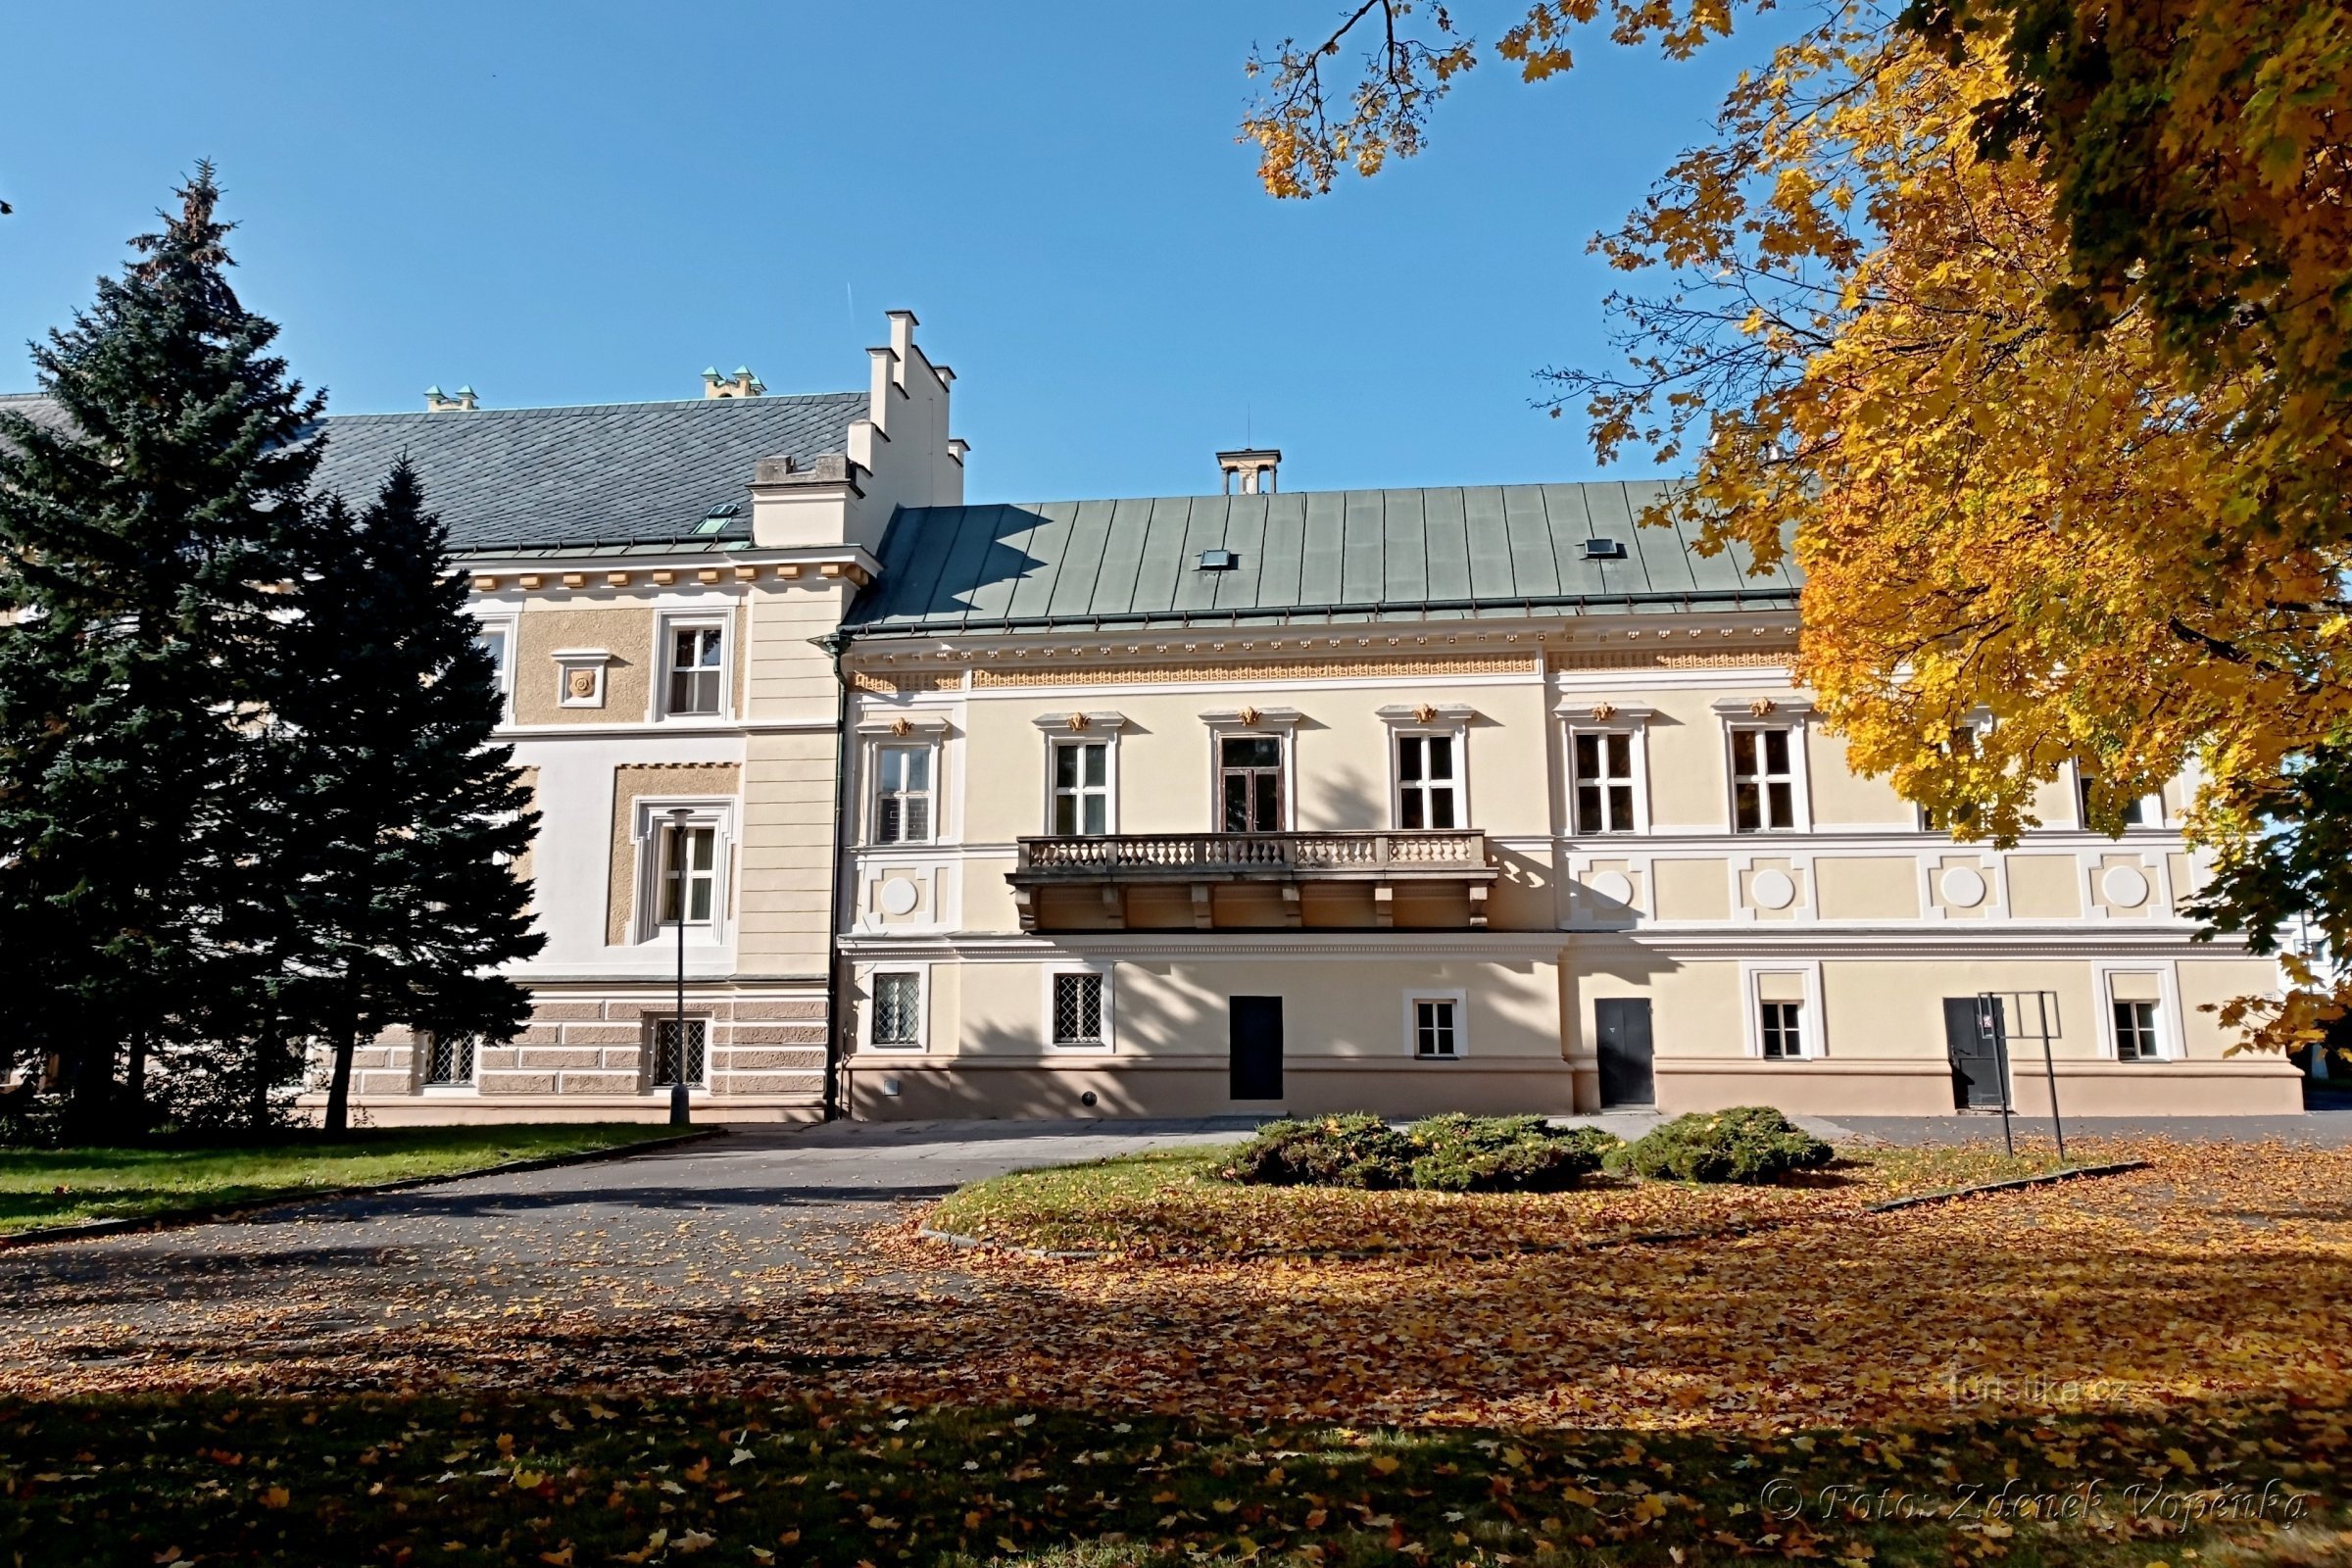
[
  {"x1": 301, "y1": 1093, "x2": 825, "y2": 1127},
  {"x1": 1654, "y1": 1055, "x2": 2304, "y2": 1117},
  {"x1": 844, "y1": 1052, "x2": 2306, "y2": 1121},
  {"x1": 843, "y1": 1053, "x2": 1584, "y2": 1120}
]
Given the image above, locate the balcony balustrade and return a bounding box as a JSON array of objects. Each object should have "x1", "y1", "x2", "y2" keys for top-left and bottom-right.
[{"x1": 1007, "y1": 829, "x2": 1494, "y2": 931}]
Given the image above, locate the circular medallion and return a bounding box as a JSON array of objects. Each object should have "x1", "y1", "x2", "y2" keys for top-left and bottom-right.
[
  {"x1": 1750, "y1": 868, "x2": 1797, "y2": 910},
  {"x1": 1938, "y1": 865, "x2": 1987, "y2": 908},
  {"x1": 1588, "y1": 870, "x2": 1636, "y2": 906},
  {"x1": 879, "y1": 877, "x2": 920, "y2": 916},
  {"x1": 2101, "y1": 864, "x2": 2150, "y2": 908}
]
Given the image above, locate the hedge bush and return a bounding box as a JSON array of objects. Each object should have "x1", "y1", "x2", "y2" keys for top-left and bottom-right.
[
  {"x1": 1607, "y1": 1106, "x2": 1835, "y2": 1185},
  {"x1": 1219, "y1": 1114, "x2": 1620, "y2": 1193},
  {"x1": 1404, "y1": 1114, "x2": 1620, "y2": 1193}
]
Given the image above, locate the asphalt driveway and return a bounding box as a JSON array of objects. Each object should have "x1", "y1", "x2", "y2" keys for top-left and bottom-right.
[{"x1": 0, "y1": 1119, "x2": 1256, "y2": 1350}]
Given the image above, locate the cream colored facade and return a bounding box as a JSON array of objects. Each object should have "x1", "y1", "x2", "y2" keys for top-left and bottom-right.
[
  {"x1": 326, "y1": 312, "x2": 2301, "y2": 1124},
  {"x1": 832, "y1": 631, "x2": 2297, "y2": 1119}
]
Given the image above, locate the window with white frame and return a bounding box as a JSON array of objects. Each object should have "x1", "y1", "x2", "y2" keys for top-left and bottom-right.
[
  {"x1": 1730, "y1": 726, "x2": 1799, "y2": 832},
  {"x1": 665, "y1": 623, "x2": 725, "y2": 716},
  {"x1": 418, "y1": 1033, "x2": 475, "y2": 1086},
  {"x1": 2107, "y1": 972, "x2": 2168, "y2": 1060},
  {"x1": 648, "y1": 1017, "x2": 708, "y2": 1087},
  {"x1": 1570, "y1": 730, "x2": 1639, "y2": 834},
  {"x1": 2077, "y1": 769, "x2": 2156, "y2": 829},
  {"x1": 660, "y1": 823, "x2": 718, "y2": 926},
  {"x1": 1395, "y1": 733, "x2": 1461, "y2": 829},
  {"x1": 1219, "y1": 734, "x2": 1285, "y2": 832},
  {"x1": 1411, "y1": 996, "x2": 1461, "y2": 1058},
  {"x1": 475, "y1": 623, "x2": 512, "y2": 702},
  {"x1": 874, "y1": 744, "x2": 935, "y2": 844},
  {"x1": 1919, "y1": 724, "x2": 1983, "y2": 832},
  {"x1": 1051, "y1": 972, "x2": 1106, "y2": 1048},
  {"x1": 870, "y1": 972, "x2": 923, "y2": 1050},
  {"x1": 1759, "y1": 1000, "x2": 1805, "y2": 1059},
  {"x1": 1052, "y1": 739, "x2": 1111, "y2": 836}
]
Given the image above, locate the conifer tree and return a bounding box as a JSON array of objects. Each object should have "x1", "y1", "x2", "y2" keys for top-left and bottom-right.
[
  {"x1": 0, "y1": 166, "x2": 319, "y2": 1139},
  {"x1": 270, "y1": 463, "x2": 543, "y2": 1134}
]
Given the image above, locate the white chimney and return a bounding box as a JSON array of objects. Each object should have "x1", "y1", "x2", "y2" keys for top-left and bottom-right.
[{"x1": 1217, "y1": 448, "x2": 1281, "y2": 495}]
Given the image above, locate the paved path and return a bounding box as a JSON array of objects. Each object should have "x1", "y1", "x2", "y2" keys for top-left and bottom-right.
[
  {"x1": 0, "y1": 1120, "x2": 1252, "y2": 1348},
  {"x1": 4, "y1": 1108, "x2": 2344, "y2": 1370}
]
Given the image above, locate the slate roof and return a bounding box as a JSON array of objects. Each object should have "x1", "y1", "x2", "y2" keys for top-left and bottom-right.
[
  {"x1": 843, "y1": 482, "x2": 1801, "y2": 635},
  {"x1": 315, "y1": 392, "x2": 869, "y2": 553},
  {"x1": 2, "y1": 390, "x2": 869, "y2": 554}
]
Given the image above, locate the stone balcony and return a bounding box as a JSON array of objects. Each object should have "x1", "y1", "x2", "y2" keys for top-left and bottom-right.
[{"x1": 1008, "y1": 830, "x2": 1495, "y2": 931}]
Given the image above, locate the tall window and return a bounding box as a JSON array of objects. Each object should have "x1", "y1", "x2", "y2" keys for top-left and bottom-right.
[
  {"x1": 1571, "y1": 731, "x2": 1638, "y2": 833},
  {"x1": 420, "y1": 1033, "x2": 474, "y2": 1086},
  {"x1": 1396, "y1": 734, "x2": 1460, "y2": 829},
  {"x1": 1731, "y1": 727, "x2": 1797, "y2": 832},
  {"x1": 1053, "y1": 972, "x2": 1105, "y2": 1047},
  {"x1": 871, "y1": 972, "x2": 922, "y2": 1049},
  {"x1": 661, "y1": 824, "x2": 716, "y2": 925},
  {"x1": 874, "y1": 746, "x2": 934, "y2": 844},
  {"x1": 667, "y1": 625, "x2": 724, "y2": 715},
  {"x1": 1052, "y1": 740, "x2": 1110, "y2": 835},
  {"x1": 1759, "y1": 1000, "x2": 1805, "y2": 1059},
  {"x1": 475, "y1": 625, "x2": 511, "y2": 698},
  {"x1": 1920, "y1": 726, "x2": 1980, "y2": 832},
  {"x1": 1219, "y1": 735, "x2": 1284, "y2": 832},
  {"x1": 650, "y1": 1018, "x2": 707, "y2": 1087},
  {"x1": 2079, "y1": 772, "x2": 2153, "y2": 828},
  {"x1": 2114, "y1": 1000, "x2": 2162, "y2": 1061},
  {"x1": 1412, "y1": 998, "x2": 1459, "y2": 1059}
]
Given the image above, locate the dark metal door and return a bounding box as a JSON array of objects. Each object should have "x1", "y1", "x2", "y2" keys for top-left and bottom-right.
[
  {"x1": 1594, "y1": 998, "x2": 1655, "y2": 1107},
  {"x1": 1943, "y1": 996, "x2": 2007, "y2": 1109},
  {"x1": 1229, "y1": 996, "x2": 1284, "y2": 1101}
]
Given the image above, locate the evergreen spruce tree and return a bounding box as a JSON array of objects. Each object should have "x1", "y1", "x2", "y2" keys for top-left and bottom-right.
[
  {"x1": 272, "y1": 463, "x2": 543, "y2": 1134},
  {"x1": 0, "y1": 166, "x2": 319, "y2": 1139}
]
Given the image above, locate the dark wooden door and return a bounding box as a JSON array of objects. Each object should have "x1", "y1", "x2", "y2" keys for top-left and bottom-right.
[
  {"x1": 1229, "y1": 996, "x2": 1284, "y2": 1101},
  {"x1": 1594, "y1": 998, "x2": 1655, "y2": 1107},
  {"x1": 1943, "y1": 996, "x2": 2008, "y2": 1109}
]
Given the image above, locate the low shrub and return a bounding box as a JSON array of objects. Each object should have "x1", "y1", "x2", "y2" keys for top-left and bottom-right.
[
  {"x1": 1406, "y1": 1114, "x2": 1620, "y2": 1193},
  {"x1": 1608, "y1": 1106, "x2": 1835, "y2": 1185},
  {"x1": 1220, "y1": 1113, "x2": 1621, "y2": 1193},
  {"x1": 1218, "y1": 1114, "x2": 1413, "y2": 1189}
]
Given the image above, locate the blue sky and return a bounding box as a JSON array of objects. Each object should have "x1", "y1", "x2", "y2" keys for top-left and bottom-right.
[{"x1": 1, "y1": 3, "x2": 1782, "y2": 501}]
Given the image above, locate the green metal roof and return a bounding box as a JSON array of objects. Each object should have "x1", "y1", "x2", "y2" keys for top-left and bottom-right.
[{"x1": 844, "y1": 481, "x2": 1799, "y2": 635}]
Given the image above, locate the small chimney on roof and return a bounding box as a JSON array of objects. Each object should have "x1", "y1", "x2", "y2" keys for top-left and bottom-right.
[
  {"x1": 424, "y1": 385, "x2": 478, "y2": 413},
  {"x1": 1216, "y1": 448, "x2": 1281, "y2": 495},
  {"x1": 702, "y1": 366, "x2": 765, "y2": 399}
]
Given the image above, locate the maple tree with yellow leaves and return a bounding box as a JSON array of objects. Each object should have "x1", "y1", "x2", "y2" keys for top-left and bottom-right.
[{"x1": 1246, "y1": 1, "x2": 2352, "y2": 1053}]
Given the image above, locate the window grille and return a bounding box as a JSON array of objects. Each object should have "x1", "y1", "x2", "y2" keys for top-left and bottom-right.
[
  {"x1": 421, "y1": 1034, "x2": 474, "y2": 1085},
  {"x1": 872, "y1": 973, "x2": 922, "y2": 1048},
  {"x1": 1052, "y1": 973, "x2": 1104, "y2": 1047},
  {"x1": 650, "y1": 1018, "x2": 707, "y2": 1087}
]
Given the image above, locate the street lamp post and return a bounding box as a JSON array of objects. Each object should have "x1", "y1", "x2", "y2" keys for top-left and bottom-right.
[{"x1": 667, "y1": 807, "x2": 693, "y2": 1127}]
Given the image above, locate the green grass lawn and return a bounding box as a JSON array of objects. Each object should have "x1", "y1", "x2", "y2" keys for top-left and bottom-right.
[
  {"x1": 921, "y1": 1140, "x2": 2074, "y2": 1257},
  {"x1": 0, "y1": 1390, "x2": 2337, "y2": 1567},
  {"x1": 0, "y1": 1124, "x2": 687, "y2": 1235}
]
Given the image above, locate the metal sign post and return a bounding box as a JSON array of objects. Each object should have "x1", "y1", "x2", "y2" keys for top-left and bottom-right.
[{"x1": 1979, "y1": 990, "x2": 2065, "y2": 1165}]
